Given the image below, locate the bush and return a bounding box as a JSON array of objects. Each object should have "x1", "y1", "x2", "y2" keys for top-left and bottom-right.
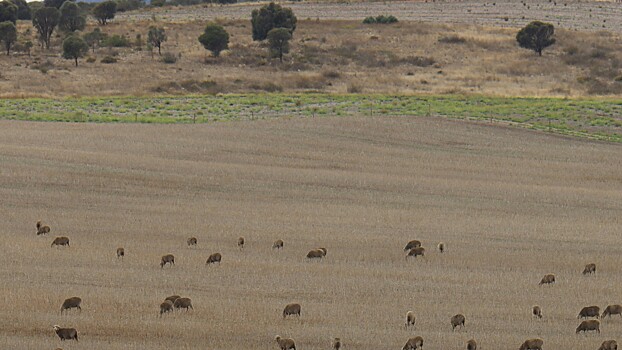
[
  {"x1": 438, "y1": 35, "x2": 466, "y2": 44},
  {"x1": 86, "y1": 56, "x2": 96, "y2": 63},
  {"x1": 251, "y1": 2, "x2": 296, "y2": 41},
  {"x1": 363, "y1": 15, "x2": 398, "y2": 24},
  {"x1": 161, "y1": 51, "x2": 177, "y2": 64},
  {"x1": 100, "y1": 55, "x2": 117, "y2": 63},
  {"x1": 198, "y1": 23, "x2": 229, "y2": 57},
  {"x1": 102, "y1": 34, "x2": 129, "y2": 47}
]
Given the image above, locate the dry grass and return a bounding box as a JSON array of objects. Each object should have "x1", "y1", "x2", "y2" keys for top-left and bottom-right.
[
  {"x1": 2, "y1": 11, "x2": 622, "y2": 97},
  {"x1": 1, "y1": 116, "x2": 622, "y2": 349}
]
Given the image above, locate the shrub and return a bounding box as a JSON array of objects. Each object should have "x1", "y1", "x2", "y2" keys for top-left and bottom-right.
[
  {"x1": 161, "y1": 51, "x2": 177, "y2": 63},
  {"x1": 438, "y1": 35, "x2": 466, "y2": 44},
  {"x1": 85, "y1": 56, "x2": 95, "y2": 63},
  {"x1": 102, "y1": 34, "x2": 129, "y2": 47},
  {"x1": 251, "y1": 2, "x2": 296, "y2": 41},
  {"x1": 363, "y1": 16, "x2": 376, "y2": 24},
  {"x1": 363, "y1": 15, "x2": 398, "y2": 24},
  {"x1": 198, "y1": 23, "x2": 229, "y2": 57},
  {"x1": 100, "y1": 55, "x2": 117, "y2": 63}
]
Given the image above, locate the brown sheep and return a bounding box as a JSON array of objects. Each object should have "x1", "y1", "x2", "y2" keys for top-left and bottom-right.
[
  {"x1": 116, "y1": 247, "x2": 124, "y2": 259},
  {"x1": 438, "y1": 242, "x2": 445, "y2": 253},
  {"x1": 53, "y1": 325, "x2": 78, "y2": 341},
  {"x1": 333, "y1": 337, "x2": 341, "y2": 350},
  {"x1": 451, "y1": 314, "x2": 466, "y2": 330},
  {"x1": 404, "y1": 240, "x2": 422, "y2": 251},
  {"x1": 51, "y1": 236, "x2": 70, "y2": 247},
  {"x1": 283, "y1": 303, "x2": 301, "y2": 318},
  {"x1": 602, "y1": 305, "x2": 622, "y2": 318},
  {"x1": 307, "y1": 249, "x2": 324, "y2": 259},
  {"x1": 60, "y1": 297, "x2": 82, "y2": 315},
  {"x1": 164, "y1": 295, "x2": 181, "y2": 303},
  {"x1": 275, "y1": 335, "x2": 296, "y2": 350},
  {"x1": 578, "y1": 306, "x2": 600, "y2": 319},
  {"x1": 187, "y1": 237, "x2": 197, "y2": 246},
  {"x1": 406, "y1": 247, "x2": 425, "y2": 260},
  {"x1": 583, "y1": 263, "x2": 596, "y2": 275},
  {"x1": 37, "y1": 221, "x2": 51, "y2": 235},
  {"x1": 467, "y1": 339, "x2": 477, "y2": 350},
  {"x1": 402, "y1": 336, "x2": 424, "y2": 350},
  {"x1": 405, "y1": 310, "x2": 416, "y2": 329},
  {"x1": 160, "y1": 254, "x2": 175, "y2": 268},
  {"x1": 519, "y1": 338, "x2": 543, "y2": 350},
  {"x1": 599, "y1": 340, "x2": 618, "y2": 350},
  {"x1": 539, "y1": 274, "x2": 555, "y2": 285},
  {"x1": 174, "y1": 297, "x2": 193, "y2": 311},
  {"x1": 273, "y1": 239, "x2": 284, "y2": 250},
  {"x1": 532, "y1": 305, "x2": 542, "y2": 319},
  {"x1": 317, "y1": 247, "x2": 327, "y2": 256},
  {"x1": 160, "y1": 300, "x2": 174, "y2": 316},
  {"x1": 206, "y1": 252, "x2": 222, "y2": 265},
  {"x1": 576, "y1": 319, "x2": 600, "y2": 334},
  {"x1": 238, "y1": 237, "x2": 245, "y2": 250}
]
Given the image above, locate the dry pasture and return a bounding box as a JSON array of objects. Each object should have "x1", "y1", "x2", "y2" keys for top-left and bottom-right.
[{"x1": 0, "y1": 115, "x2": 622, "y2": 349}]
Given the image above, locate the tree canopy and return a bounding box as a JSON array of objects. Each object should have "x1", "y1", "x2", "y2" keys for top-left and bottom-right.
[
  {"x1": 92, "y1": 0, "x2": 116, "y2": 25},
  {"x1": 251, "y1": 2, "x2": 296, "y2": 41},
  {"x1": 267, "y1": 27, "x2": 291, "y2": 62},
  {"x1": 198, "y1": 23, "x2": 229, "y2": 57},
  {"x1": 0, "y1": 20, "x2": 17, "y2": 55},
  {"x1": 59, "y1": 0, "x2": 85, "y2": 32},
  {"x1": 32, "y1": 6, "x2": 60, "y2": 49},
  {"x1": 62, "y1": 34, "x2": 88, "y2": 66},
  {"x1": 0, "y1": 1, "x2": 18, "y2": 24},
  {"x1": 516, "y1": 21, "x2": 555, "y2": 56}
]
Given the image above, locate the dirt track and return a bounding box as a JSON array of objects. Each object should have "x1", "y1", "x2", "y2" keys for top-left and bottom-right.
[
  {"x1": 1, "y1": 116, "x2": 622, "y2": 349},
  {"x1": 122, "y1": 0, "x2": 622, "y2": 33}
]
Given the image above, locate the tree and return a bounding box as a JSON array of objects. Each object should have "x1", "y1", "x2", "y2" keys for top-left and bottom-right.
[
  {"x1": 83, "y1": 27, "x2": 103, "y2": 53},
  {"x1": 32, "y1": 7, "x2": 59, "y2": 49},
  {"x1": 147, "y1": 26, "x2": 165, "y2": 55},
  {"x1": 59, "y1": 1, "x2": 85, "y2": 32},
  {"x1": 516, "y1": 21, "x2": 555, "y2": 56},
  {"x1": 62, "y1": 34, "x2": 87, "y2": 66},
  {"x1": 43, "y1": 0, "x2": 68, "y2": 9},
  {"x1": 10, "y1": 0, "x2": 30, "y2": 20},
  {"x1": 267, "y1": 27, "x2": 290, "y2": 63},
  {"x1": 0, "y1": 20, "x2": 17, "y2": 55},
  {"x1": 92, "y1": 0, "x2": 116, "y2": 25},
  {"x1": 0, "y1": 1, "x2": 17, "y2": 24},
  {"x1": 251, "y1": 2, "x2": 296, "y2": 41},
  {"x1": 198, "y1": 23, "x2": 228, "y2": 57}
]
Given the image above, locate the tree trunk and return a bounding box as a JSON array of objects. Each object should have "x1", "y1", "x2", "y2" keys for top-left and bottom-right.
[
  {"x1": 158, "y1": 45, "x2": 161, "y2": 55},
  {"x1": 279, "y1": 49, "x2": 283, "y2": 63},
  {"x1": 75, "y1": 57, "x2": 78, "y2": 66}
]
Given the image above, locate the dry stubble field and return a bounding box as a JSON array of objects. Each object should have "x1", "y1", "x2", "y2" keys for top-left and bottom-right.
[{"x1": 1, "y1": 116, "x2": 622, "y2": 349}]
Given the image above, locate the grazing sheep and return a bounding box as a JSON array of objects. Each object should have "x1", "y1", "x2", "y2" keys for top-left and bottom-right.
[
  {"x1": 451, "y1": 314, "x2": 466, "y2": 330},
  {"x1": 532, "y1": 305, "x2": 542, "y2": 319},
  {"x1": 275, "y1": 335, "x2": 296, "y2": 350},
  {"x1": 539, "y1": 274, "x2": 555, "y2": 285},
  {"x1": 333, "y1": 337, "x2": 341, "y2": 350},
  {"x1": 406, "y1": 247, "x2": 425, "y2": 260},
  {"x1": 576, "y1": 319, "x2": 600, "y2": 334},
  {"x1": 51, "y1": 236, "x2": 70, "y2": 247},
  {"x1": 206, "y1": 252, "x2": 222, "y2": 265},
  {"x1": 307, "y1": 249, "x2": 324, "y2": 259},
  {"x1": 60, "y1": 297, "x2": 82, "y2": 315},
  {"x1": 173, "y1": 297, "x2": 193, "y2": 311},
  {"x1": 578, "y1": 306, "x2": 600, "y2": 319},
  {"x1": 467, "y1": 339, "x2": 477, "y2": 350},
  {"x1": 53, "y1": 325, "x2": 78, "y2": 341},
  {"x1": 404, "y1": 240, "x2": 422, "y2": 251},
  {"x1": 402, "y1": 336, "x2": 424, "y2": 350},
  {"x1": 160, "y1": 254, "x2": 175, "y2": 268},
  {"x1": 238, "y1": 237, "x2": 245, "y2": 250},
  {"x1": 37, "y1": 221, "x2": 51, "y2": 235},
  {"x1": 317, "y1": 247, "x2": 327, "y2": 256},
  {"x1": 583, "y1": 263, "x2": 596, "y2": 275},
  {"x1": 164, "y1": 295, "x2": 181, "y2": 303},
  {"x1": 438, "y1": 242, "x2": 445, "y2": 253},
  {"x1": 599, "y1": 340, "x2": 618, "y2": 350},
  {"x1": 116, "y1": 247, "x2": 124, "y2": 259},
  {"x1": 405, "y1": 311, "x2": 416, "y2": 329},
  {"x1": 187, "y1": 237, "x2": 197, "y2": 246},
  {"x1": 160, "y1": 300, "x2": 174, "y2": 316},
  {"x1": 273, "y1": 239, "x2": 284, "y2": 250},
  {"x1": 602, "y1": 305, "x2": 622, "y2": 318},
  {"x1": 519, "y1": 338, "x2": 543, "y2": 350},
  {"x1": 283, "y1": 303, "x2": 301, "y2": 318}
]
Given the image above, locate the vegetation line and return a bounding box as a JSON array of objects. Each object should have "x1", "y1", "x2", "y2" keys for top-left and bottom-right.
[{"x1": 0, "y1": 93, "x2": 621, "y2": 142}]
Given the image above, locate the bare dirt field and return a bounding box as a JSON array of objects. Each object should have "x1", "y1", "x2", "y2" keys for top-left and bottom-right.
[{"x1": 1, "y1": 116, "x2": 622, "y2": 349}]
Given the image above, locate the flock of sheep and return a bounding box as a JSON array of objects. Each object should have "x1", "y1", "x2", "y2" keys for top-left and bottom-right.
[{"x1": 41, "y1": 220, "x2": 620, "y2": 349}]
